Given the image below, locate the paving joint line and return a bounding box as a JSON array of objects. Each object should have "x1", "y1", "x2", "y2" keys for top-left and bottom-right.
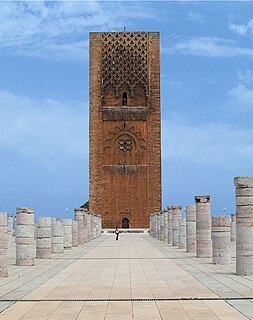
[{"x1": 0, "y1": 297, "x2": 252, "y2": 302}]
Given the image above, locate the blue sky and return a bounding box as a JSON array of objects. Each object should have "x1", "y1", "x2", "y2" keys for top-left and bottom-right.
[{"x1": 1, "y1": 1, "x2": 253, "y2": 219}]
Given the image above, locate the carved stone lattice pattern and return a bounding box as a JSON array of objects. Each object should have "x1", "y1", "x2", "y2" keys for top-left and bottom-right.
[
  {"x1": 104, "y1": 124, "x2": 146, "y2": 152},
  {"x1": 101, "y1": 32, "x2": 148, "y2": 97},
  {"x1": 118, "y1": 139, "x2": 132, "y2": 152},
  {"x1": 104, "y1": 124, "x2": 146, "y2": 165}
]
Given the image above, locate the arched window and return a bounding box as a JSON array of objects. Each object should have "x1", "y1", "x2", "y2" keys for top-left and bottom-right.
[
  {"x1": 115, "y1": 134, "x2": 136, "y2": 165},
  {"x1": 122, "y1": 92, "x2": 127, "y2": 106},
  {"x1": 122, "y1": 217, "x2": 129, "y2": 229}
]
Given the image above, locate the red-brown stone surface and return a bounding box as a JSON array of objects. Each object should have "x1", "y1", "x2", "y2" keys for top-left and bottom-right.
[{"x1": 89, "y1": 32, "x2": 161, "y2": 228}]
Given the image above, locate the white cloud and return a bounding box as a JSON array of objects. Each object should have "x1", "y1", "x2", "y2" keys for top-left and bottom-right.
[
  {"x1": 162, "y1": 115, "x2": 253, "y2": 168},
  {"x1": 0, "y1": 90, "x2": 88, "y2": 167},
  {"x1": 229, "y1": 23, "x2": 248, "y2": 36},
  {"x1": 168, "y1": 80, "x2": 183, "y2": 88},
  {"x1": 166, "y1": 36, "x2": 253, "y2": 58},
  {"x1": 188, "y1": 12, "x2": 206, "y2": 24},
  {"x1": 229, "y1": 19, "x2": 253, "y2": 36},
  {"x1": 238, "y1": 69, "x2": 253, "y2": 84},
  {"x1": 229, "y1": 83, "x2": 253, "y2": 111},
  {"x1": 0, "y1": 1, "x2": 155, "y2": 61},
  {"x1": 15, "y1": 40, "x2": 89, "y2": 62}
]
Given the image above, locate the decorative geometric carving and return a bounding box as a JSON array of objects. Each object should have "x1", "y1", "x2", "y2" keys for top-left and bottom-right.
[
  {"x1": 118, "y1": 139, "x2": 132, "y2": 152},
  {"x1": 101, "y1": 32, "x2": 148, "y2": 97},
  {"x1": 104, "y1": 124, "x2": 146, "y2": 165}
]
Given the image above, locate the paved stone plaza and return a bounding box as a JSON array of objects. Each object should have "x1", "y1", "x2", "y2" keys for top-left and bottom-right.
[{"x1": 0, "y1": 234, "x2": 252, "y2": 319}]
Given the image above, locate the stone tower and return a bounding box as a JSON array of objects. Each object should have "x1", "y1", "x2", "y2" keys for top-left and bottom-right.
[{"x1": 89, "y1": 32, "x2": 161, "y2": 228}]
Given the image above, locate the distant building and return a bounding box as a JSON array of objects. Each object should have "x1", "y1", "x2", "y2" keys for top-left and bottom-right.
[{"x1": 89, "y1": 32, "x2": 161, "y2": 228}]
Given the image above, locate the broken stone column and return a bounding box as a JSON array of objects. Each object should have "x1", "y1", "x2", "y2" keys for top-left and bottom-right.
[
  {"x1": 13, "y1": 215, "x2": 16, "y2": 233},
  {"x1": 157, "y1": 212, "x2": 161, "y2": 240},
  {"x1": 36, "y1": 217, "x2": 51, "y2": 259},
  {"x1": 51, "y1": 220, "x2": 64, "y2": 254},
  {"x1": 74, "y1": 208, "x2": 84, "y2": 245},
  {"x1": 212, "y1": 216, "x2": 231, "y2": 265},
  {"x1": 230, "y1": 213, "x2": 236, "y2": 258},
  {"x1": 7, "y1": 214, "x2": 13, "y2": 247},
  {"x1": 234, "y1": 176, "x2": 253, "y2": 275},
  {"x1": 186, "y1": 205, "x2": 196, "y2": 253},
  {"x1": 0, "y1": 212, "x2": 8, "y2": 277},
  {"x1": 97, "y1": 214, "x2": 102, "y2": 237},
  {"x1": 152, "y1": 213, "x2": 156, "y2": 238},
  {"x1": 91, "y1": 214, "x2": 96, "y2": 239},
  {"x1": 160, "y1": 211, "x2": 164, "y2": 241},
  {"x1": 16, "y1": 208, "x2": 34, "y2": 266},
  {"x1": 63, "y1": 219, "x2": 72, "y2": 249},
  {"x1": 149, "y1": 214, "x2": 153, "y2": 237},
  {"x1": 156, "y1": 212, "x2": 160, "y2": 239},
  {"x1": 90, "y1": 214, "x2": 94, "y2": 240},
  {"x1": 153, "y1": 213, "x2": 157, "y2": 239},
  {"x1": 72, "y1": 220, "x2": 78, "y2": 247},
  {"x1": 83, "y1": 210, "x2": 89, "y2": 243},
  {"x1": 163, "y1": 209, "x2": 168, "y2": 243},
  {"x1": 95, "y1": 215, "x2": 99, "y2": 238},
  {"x1": 195, "y1": 195, "x2": 212, "y2": 258},
  {"x1": 171, "y1": 205, "x2": 182, "y2": 246},
  {"x1": 178, "y1": 218, "x2": 186, "y2": 249},
  {"x1": 88, "y1": 212, "x2": 92, "y2": 241},
  {"x1": 167, "y1": 207, "x2": 173, "y2": 245}
]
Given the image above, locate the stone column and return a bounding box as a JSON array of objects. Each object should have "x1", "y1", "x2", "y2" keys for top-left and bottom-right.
[
  {"x1": 91, "y1": 214, "x2": 96, "y2": 239},
  {"x1": 160, "y1": 211, "x2": 164, "y2": 241},
  {"x1": 13, "y1": 215, "x2": 16, "y2": 233},
  {"x1": 16, "y1": 208, "x2": 34, "y2": 266},
  {"x1": 178, "y1": 218, "x2": 186, "y2": 249},
  {"x1": 88, "y1": 212, "x2": 93, "y2": 241},
  {"x1": 98, "y1": 214, "x2": 102, "y2": 237},
  {"x1": 96, "y1": 215, "x2": 99, "y2": 238},
  {"x1": 63, "y1": 219, "x2": 72, "y2": 249},
  {"x1": 186, "y1": 205, "x2": 196, "y2": 253},
  {"x1": 167, "y1": 207, "x2": 173, "y2": 245},
  {"x1": 152, "y1": 213, "x2": 155, "y2": 238},
  {"x1": 153, "y1": 213, "x2": 156, "y2": 238},
  {"x1": 0, "y1": 212, "x2": 8, "y2": 277},
  {"x1": 51, "y1": 220, "x2": 64, "y2": 254},
  {"x1": 163, "y1": 209, "x2": 168, "y2": 243},
  {"x1": 154, "y1": 213, "x2": 157, "y2": 239},
  {"x1": 212, "y1": 216, "x2": 231, "y2": 265},
  {"x1": 195, "y1": 195, "x2": 212, "y2": 258},
  {"x1": 230, "y1": 213, "x2": 236, "y2": 258},
  {"x1": 36, "y1": 217, "x2": 51, "y2": 259},
  {"x1": 149, "y1": 214, "x2": 152, "y2": 237},
  {"x1": 7, "y1": 214, "x2": 13, "y2": 247},
  {"x1": 74, "y1": 208, "x2": 84, "y2": 245},
  {"x1": 157, "y1": 212, "x2": 161, "y2": 240},
  {"x1": 72, "y1": 220, "x2": 78, "y2": 247},
  {"x1": 234, "y1": 176, "x2": 253, "y2": 275},
  {"x1": 83, "y1": 210, "x2": 89, "y2": 243},
  {"x1": 171, "y1": 205, "x2": 182, "y2": 246}
]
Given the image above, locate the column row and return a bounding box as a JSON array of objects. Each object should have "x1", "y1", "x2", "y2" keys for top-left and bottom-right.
[
  {"x1": 0, "y1": 208, "x2": 102, "y2": 276},
  {"x1": 150, "y1": 176, "x2": 253, "y2": 276}
]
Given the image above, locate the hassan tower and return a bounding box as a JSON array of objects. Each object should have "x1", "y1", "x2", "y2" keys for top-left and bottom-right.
[{"x1": 89, "y1": 32, "x2": 161, "y2": 228}]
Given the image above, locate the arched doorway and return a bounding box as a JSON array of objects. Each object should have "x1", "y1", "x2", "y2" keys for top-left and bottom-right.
[{"x1": 122, "y1": 217, "x2": 129, "y2": 229}]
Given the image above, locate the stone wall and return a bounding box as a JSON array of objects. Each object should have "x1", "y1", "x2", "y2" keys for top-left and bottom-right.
[{"x1": 89, "y1": 32, "x2": 161, "y2": 228}]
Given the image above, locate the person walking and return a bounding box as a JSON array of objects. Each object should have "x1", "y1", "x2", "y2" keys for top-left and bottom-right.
[{"x1": 115, "y1": 227, "x2": 119, "y2": 241}]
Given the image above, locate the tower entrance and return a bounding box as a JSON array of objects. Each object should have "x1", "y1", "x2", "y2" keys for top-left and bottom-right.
[{"x1": 122, "y1": 218, "x2": 129, "y2": 229}]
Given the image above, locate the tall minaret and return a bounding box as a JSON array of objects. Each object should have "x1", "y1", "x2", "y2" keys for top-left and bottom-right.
[{"x1": 89, "y1": 32, "x2": 161, "y2": 228}]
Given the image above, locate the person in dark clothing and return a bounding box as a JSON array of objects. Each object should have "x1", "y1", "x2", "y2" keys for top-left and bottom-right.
[{"x1": 115, "y1": 227, "x2": 119, "y2": 240}]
